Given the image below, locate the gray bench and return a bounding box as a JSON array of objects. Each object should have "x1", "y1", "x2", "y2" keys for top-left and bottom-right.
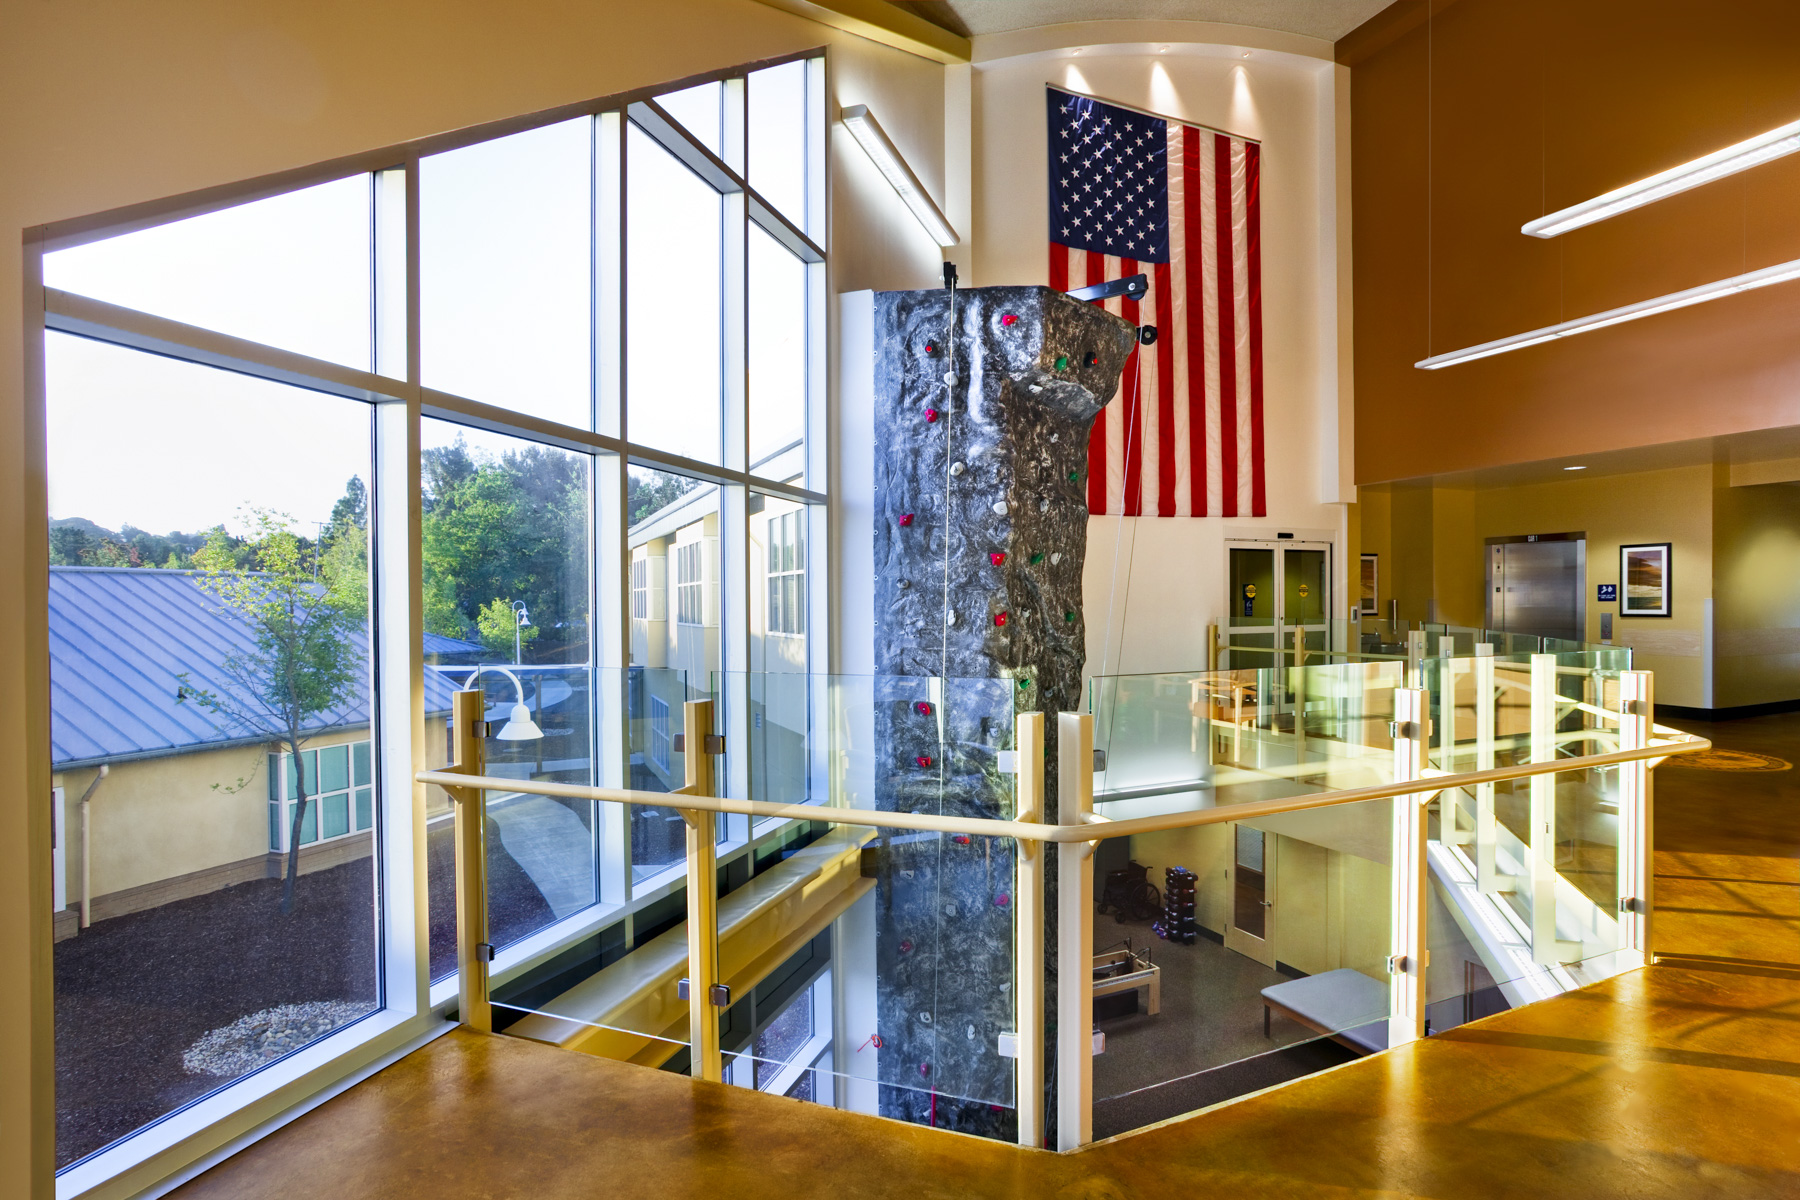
[{"x1": 1260, "y1": 968, "x2": 1389, "y2": 1055}]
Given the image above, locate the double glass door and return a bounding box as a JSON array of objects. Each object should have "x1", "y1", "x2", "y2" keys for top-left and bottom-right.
[{"x1": 1226, "y1": 541, "x2": 1330, "y2": 664}]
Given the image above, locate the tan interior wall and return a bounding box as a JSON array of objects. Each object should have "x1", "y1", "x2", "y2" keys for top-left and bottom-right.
[
  {"x1": 1711, "y1": 475, "x2": 1800, "y2": 708},
  {"x1": 1351, "y1": 0, "x2": 1800, "y2": 486},
  {"x1": 0, "y1": 2, "x2": 954, "y2": 1190},
  {"x1": 1128, "y1": 827, "x2": 1389, "y2": 981},
  {"x1": 1430, "y1": 487, "x2": 1482, "y2": 628},
  {"x1": 1358, "y1": 485, "x2": 1392, "y2": 616}
]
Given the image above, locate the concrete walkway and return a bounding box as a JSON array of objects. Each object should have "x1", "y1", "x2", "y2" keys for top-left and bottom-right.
[{"x1": 487, "y1": 795, "x2": 595, "y2": 919}]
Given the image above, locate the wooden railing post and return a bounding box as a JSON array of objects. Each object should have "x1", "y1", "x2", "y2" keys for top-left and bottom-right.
[
  {"x1": 1617, "y1": 671, "x2": 1655, "y2": 967},
  {"x1": 682, "y1": 699, "x2": 723, "y2": 1082},
  {"x1": 450, "y1": 689, "x2": 491, "y2": 1033},
  {"x1": 1013, "y1": 711, "x2": 1045, "y2": 1149},
  {"x1": 1055, "y1": 711, "x2": 1094, "y2": 1151},
  {"x1": 1388, "y1": 686, "x2": 1429, "y2": 1049}
]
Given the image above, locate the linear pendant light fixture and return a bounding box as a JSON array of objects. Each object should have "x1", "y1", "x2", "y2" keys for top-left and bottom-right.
[
  {"x1": 840, "y1": 104, "x2": 960, "y2": 247},
  {"x1": 1522, "y1": 116, "x2": 1800, "y2": 238},
  {"x1": 1416, "y1": 254, "x2": 1800, "y2": 369}
]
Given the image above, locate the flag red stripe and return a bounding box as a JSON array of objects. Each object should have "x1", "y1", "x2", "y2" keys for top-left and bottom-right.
[
  {"x1": 1182, "y1": 125, "x2": 1207, "y2": 519},
  {"x1": 1153, "y1": 259, "x2": 1176, "y2": 517},
  {"x1": 1213, "y1": 133, "x2": 1239, "y2": 519},
  {"x1": 1245, "y1": 142, "x2": 1266, "y2": 518},
  {"x1": 1119, "y1": 257, "x2": 1143, "y2": 517},
  {"x1": 1085, "y1": 252, "x2": 1108, "y2": 514},
  {"x1": 1048, "y1": 242, "x2": 1068, "y2": 294}
]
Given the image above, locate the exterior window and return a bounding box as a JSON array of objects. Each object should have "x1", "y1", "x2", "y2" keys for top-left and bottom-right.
[
  {"x1": 766, "y1": 511, "x2": 805, "y2": 637},
  {"x1": 650, "y1": 697, "x2": 671, "y2": 771},
  {"x1": 676, "y1": 541, "x2": 705, "y2": 626},
  {"x1": 269, "y1": 742, "x2": 374, "y2": 851},
  {"x1": 631, "y1": 557, "x2": 648, "y2": 620}
]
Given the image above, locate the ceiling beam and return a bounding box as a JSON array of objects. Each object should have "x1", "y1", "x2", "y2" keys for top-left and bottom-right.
[{"x1": 750, "y1": 0, "x2": 972, "y2": 63}]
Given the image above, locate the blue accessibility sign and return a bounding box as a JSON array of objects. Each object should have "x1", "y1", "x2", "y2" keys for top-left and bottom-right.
[{"x1": 1597, "y1": 583, "x2": 1618, "y2": 603}]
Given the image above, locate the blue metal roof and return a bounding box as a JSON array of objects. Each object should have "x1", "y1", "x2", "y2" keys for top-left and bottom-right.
[{"x1": 50, "y1": 567, "x2": 481, "y2": 769}]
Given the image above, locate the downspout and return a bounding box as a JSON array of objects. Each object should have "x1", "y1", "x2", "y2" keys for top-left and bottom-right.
[{"x1": 79, "y1": 764, "x2": 109, "y2": 928}]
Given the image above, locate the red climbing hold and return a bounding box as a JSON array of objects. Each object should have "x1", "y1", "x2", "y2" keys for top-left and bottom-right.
[
  {"x1": 1001, "y1": 313, "x2": 1018, "y2": 326},
  {"x1": 952, "y1": 834, "x2": 971, "y2": 845},
  {"x1": 994, "y1": 612, "x2": 1009, "y2": 627},
  {"x1": 899, "y1": 513, "x2": 914, "y2": 527},
  {"x1": 915, "y1": 700, "x2": 934, "y2": 716},
  {"x1": 916, "y1": 755, "x2": 934, "y2": 768},
  {"x1": 995, "y1": 893, "x2": 1010, "y2": 907},
  {"x1": 989, "y1": 551, "x2": 1006, "y2": 566},
  {"x1": 925, "y1": 408, "x2": 939, "y2": 423}
]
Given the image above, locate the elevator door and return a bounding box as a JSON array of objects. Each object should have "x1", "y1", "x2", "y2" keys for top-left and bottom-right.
[{"x1": 1487, "y1": 539, "x2": 1583, "y2": 643}]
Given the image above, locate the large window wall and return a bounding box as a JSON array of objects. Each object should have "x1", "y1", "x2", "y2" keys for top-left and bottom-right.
[{"x1": 37, "y1": 51, "x2": 827, "y2": 1193}]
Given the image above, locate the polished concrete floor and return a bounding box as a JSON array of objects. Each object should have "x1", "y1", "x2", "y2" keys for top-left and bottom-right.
[{"x1": 171, "y1": 714, "x2": 1800, "y2": 1199}]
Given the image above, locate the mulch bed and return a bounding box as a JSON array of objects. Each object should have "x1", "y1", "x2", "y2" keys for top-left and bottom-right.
[{"x1": 56, "y1": 823, "x2": 552, "y2": 1168}]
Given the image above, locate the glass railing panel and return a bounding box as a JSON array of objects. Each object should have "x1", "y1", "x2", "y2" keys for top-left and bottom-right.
[
  {"x1": 1089, "y1": 661, "x2": 1403, "y2": 825},
  {"x1": 625, "y1": 666, "x2": 696, "y2": 881},
  {"x1": 1090, "y1": 798, "x2": 1394, "y2": 1139}
]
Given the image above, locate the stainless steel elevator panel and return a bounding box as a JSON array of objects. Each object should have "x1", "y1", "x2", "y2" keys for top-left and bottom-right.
[{"x1": 1487, "y1": 539, "x2": 1584, "y2": 643}]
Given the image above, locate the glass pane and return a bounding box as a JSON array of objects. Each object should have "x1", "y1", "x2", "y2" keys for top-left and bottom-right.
[
  {"x1": 321, "y1": 793, "x2": 351, "y2": 840},
  {"x1": 297, "y1": 800, "x2": 318, "y2": 844},
  {"x1": 627, "y1": 124, "x2": 722, "y2": 464},
  {"x1": 749, "y1": 60, "x2": 807, "y2": 229},
  {"x1": 353, "y1": 741, "x2": 371, "y2": 786},
  {"x1": 319, "y1": 744, "x2": 350, "y2": 793},
  {"x1": 421, "y1": 419, "x2": 596, "y2": 974},
  {"x1": 422, "y1": 118, "x2": 593, "y2": 429},
  {"x1": 1234, "y1": 826, "x2": 1267, "y2": 939},
  {"x1": 47, "y1": 333, "x2": 378, "y2": 1165},
  {"x1": 1284, "y1": 548, "x2": 1327, "y2": 625},
  {"x1": 44, "y1": 176, "x2": 372, "y2": 370},
  {"x1": 1229, "y1": 547, "x2": 1275, "y2": 629},
  {"x1": 657, "y1": 81, "x2": 722, "y2": 155},
  {"x1": 355, "y1": 787, "x2": 373, "y2": 832},
  {"x1": 748, "y1": 225, "x2": 807, "y2": 475}
]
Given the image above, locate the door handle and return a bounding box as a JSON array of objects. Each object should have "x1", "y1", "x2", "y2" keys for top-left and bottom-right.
[{"x1": 1259, "y1": 900, "x2": 1272, "y2": 907}]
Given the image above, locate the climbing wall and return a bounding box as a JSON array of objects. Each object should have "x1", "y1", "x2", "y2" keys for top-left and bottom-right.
[{"x1": 868, "y1": 284, "x2": 1137, "y2": 1136}]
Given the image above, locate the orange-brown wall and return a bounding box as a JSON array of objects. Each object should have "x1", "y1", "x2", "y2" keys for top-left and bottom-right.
[{"x1": 1350, "y1": 0, "x2": 1800, "y2": 484}]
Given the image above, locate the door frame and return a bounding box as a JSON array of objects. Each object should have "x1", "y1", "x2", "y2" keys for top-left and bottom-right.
[
  {"x1": 1225, "y1": 822, "x2": 1277, "y2": 967},
  {"x1": 1484, "y1": 531, "x2": 1586, "y2": 637},
  {"x1": 1223, "y1": 537, "x2": 1335, "y2": 664}
]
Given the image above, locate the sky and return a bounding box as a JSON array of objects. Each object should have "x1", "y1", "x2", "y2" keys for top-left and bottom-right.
[{"x1": 42, "y1": 71, "x2": 812, "y2": 538}]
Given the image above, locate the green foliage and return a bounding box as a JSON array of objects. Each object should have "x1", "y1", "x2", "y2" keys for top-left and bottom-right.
[
  {"x1": 318, "y1": 477, "x2": 370, "y2": 617},
  {"x1": 627, "y1": 470, "x2": 698, "y2": 527},
  {"x1": 421, "y1": 436, "x2": 587, "y2": 660},
  {"x1": 49, "y1": 518, "x2": 209, "y2": 570},
  {"x1": 180, "y1": 509, "x2": 363, "y2": 915},
  {"x1": 477, "y1": 598, "x2": 538, "y2": 657}
]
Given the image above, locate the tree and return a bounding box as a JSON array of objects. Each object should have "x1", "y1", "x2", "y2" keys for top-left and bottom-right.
[
  {"x1": 420, "y1": 435, "x2": 588, "y2": 661},
  {"x1": 179, "y1": 511, "x2": 362, "y2": 915},
  {"x1": 477, "y1": 597, "x2": 537, "y2": 658}
]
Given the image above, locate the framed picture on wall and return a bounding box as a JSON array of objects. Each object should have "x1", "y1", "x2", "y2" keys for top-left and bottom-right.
[
  {"x1": 1619, "y1": 542, "x2": 1672, "y2": 617},
  {"x1": 1359, "y1": 554, "x2": 1379, "y2": 616}
]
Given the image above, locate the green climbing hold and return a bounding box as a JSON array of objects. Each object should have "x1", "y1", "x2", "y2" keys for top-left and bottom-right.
[
  {"x1": 1030, "y1": 552, "x2": 1044, "y2": 565},
  {"x1": 1064, "y1": 611, "x2": 1076, "y2": 622},
  {"x1": 1054, "y1": 355, "x2": 1069, "y2": 370},
  {"x1": 1017, "y1": 678, "x2": 1030, "y2": 691},
  {"x1": 1067, "y1": 470, "x2": 1079, "y2": 482}
]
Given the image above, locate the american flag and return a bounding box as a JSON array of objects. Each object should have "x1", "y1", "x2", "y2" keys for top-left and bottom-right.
[{"x1": 1047, "y1": 87, "x2": 1265, "y2": 517}]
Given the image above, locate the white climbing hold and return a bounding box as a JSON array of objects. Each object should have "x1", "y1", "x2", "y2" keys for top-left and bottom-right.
[
  {"x1": 992, "y1": 501, "x2": 1008, "y2": 516},
  {"x1": 943, "y1": 372, "x2": 957, "y2": 385},
  {"x1": 1051, "y1": 552, "x2": 1063, "y2": 565},
  {"x1": 1038, "y1": 499, "x2": 1049, "y2": 513},
  {"x1": 950, "y1": 461, "x2": 966, "y2": 476}
]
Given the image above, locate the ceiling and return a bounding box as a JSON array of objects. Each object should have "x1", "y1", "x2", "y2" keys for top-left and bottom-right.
[{"x1": 904, "y1": 0, "x2": 1396, "y2": 42}]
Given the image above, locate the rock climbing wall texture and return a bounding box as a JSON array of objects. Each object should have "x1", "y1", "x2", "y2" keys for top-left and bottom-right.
[{"x1": 869, "y1": 285, "x2": 1137, "y2": 1136}]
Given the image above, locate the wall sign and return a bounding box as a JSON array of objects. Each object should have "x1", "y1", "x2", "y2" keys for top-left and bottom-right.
[
  {"x1": 1242, "y1": 583, "x2": 1256, "y2": 617},
  {"x1": 1597, "y1": 583, "x2": 1617, "y2": 603}
]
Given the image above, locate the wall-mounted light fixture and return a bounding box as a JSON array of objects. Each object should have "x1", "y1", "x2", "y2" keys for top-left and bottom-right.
[
  {"x1": 1522, "y1": 116, "x2": 1800, "y2": 239},
  {"x1": 840, "y1": 104, "x2": 960, "y2": 248},
  {"x1": 1415, "y1": 254, "x2": 1800, "y2": 369}
]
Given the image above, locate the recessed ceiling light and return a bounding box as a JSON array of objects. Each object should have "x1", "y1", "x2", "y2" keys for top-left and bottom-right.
[
  {"x1": 1073, "y1": 48, "x2": 1084, "y2": 55},
  {"x1": 1242, "y1": 50, "x2": 1252, "y2": 58},
  {"x1": 1158, "y1": 46, "x2": 1168, "y2": 54},
  {"x1": 1564, "y1": 465, "x2": 1587, "y2": 471}
]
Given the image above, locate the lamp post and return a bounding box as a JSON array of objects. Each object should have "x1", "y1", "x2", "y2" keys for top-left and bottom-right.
[
  {"x1": 466, "y1": 664, "x2": 544, "y2": 742},
  {"x1": 511, "y1": 600, "x2": 531, "y2": 665}
]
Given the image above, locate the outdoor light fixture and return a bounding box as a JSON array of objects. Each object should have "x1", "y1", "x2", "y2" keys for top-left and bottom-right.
[
  {"x1": 467, "y1": 664, "x2": 544, "y2": 742},
  {"x1": 1415, "y1": 253, "x2": 1800, "y2": 369},
  {"x1": 1523, "y1": 115, "x2": 1800, "y2": 238},
  {"x1": 841, "y1": 104, "x2": 960, "y2": 247}
]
